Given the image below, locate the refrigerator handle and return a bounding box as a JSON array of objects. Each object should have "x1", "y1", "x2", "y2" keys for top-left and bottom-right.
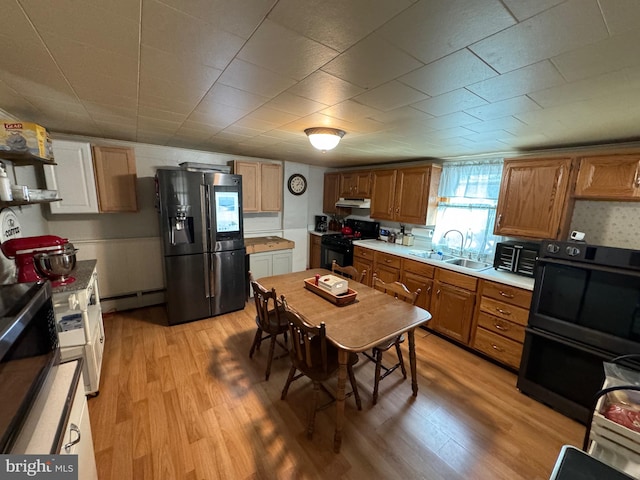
[
  {"x1": 201, "y1": 184, "x2": 209, "y2": 250},
  {"x1": 209, "y1": 253, "x2": 215, "y2": 298},
  {"x1": 204, "y1": 253, "x2": 212, "y2": 298}
]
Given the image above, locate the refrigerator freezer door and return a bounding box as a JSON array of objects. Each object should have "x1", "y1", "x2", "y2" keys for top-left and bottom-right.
[
  {"x1": 210, "y1": 249, "x2": 247, "y2": 316},
  {"x1": 164, "y1": 253, "x2": 210, "y2": 325},
  {"x1": 157, "y1": 169, "x2": 206, "y2": 256}
]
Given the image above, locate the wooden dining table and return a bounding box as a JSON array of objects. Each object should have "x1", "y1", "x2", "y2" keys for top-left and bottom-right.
[{"x1": 257, "y1": 268, "x2": 432, "y2": 453}]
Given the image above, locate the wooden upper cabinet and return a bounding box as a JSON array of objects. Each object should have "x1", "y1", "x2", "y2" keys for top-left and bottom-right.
[
  {"x1": 574, "y1": 154, "x2": 640, "y2": 200},
  {"x1": 370, "y1": 165, "x2": 441, "y2": 224},
  {"x1": 260, "y1": 163, "x2": 282, "y2": 212},
  {"x1": 323, "y1": 172, "x2": 341, "y2": 214},
  {"x1": 235, "y1": 161, "x2": 260, "y2": 212},
  {"x1": 370, "y1": 169, "x2": 397, "y2": 220},
  {"x1": 494, "y1": 157, "x2": 575, "y2": 240},
  {"x1": 91, "y1": 146, "x2": 138, "y2": 212},
  {"x1": 234, "y1": 161, "x2": 282, "y2": 212},
  {"x1": 339, "y1": 170, "x2": 371, "y2": 197}
]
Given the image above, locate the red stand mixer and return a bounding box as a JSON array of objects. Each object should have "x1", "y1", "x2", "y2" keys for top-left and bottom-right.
[{"x1": 1, "y1": 235, "x2": 78, "y2": 286}]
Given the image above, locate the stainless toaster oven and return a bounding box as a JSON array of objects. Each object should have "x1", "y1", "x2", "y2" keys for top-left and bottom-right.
[{"x1": 493, "y1": 240, "x2": 541, "y2": 277}]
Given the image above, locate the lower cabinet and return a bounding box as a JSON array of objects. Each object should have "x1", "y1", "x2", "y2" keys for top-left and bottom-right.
[
  {"x1": 309, "y1": 234, "x2": 321, "y2": 269},
  {"x1": 249, "y1": 250, "x2": 293, "y2": 295},
  {"x1": 471, "y1": 280, "x2": 532, "y2": 369},
  {"x1": 61, "y1": 370, "x2": 99, "y2": 480},
  {"x1": 401, "y1": 258, "x2": 434, "y2": 312},
  {"x1": 373, "y1": 251, "x2": 401, "y2": 284},
  {"x1": 353, "y1": 246, "x2": 374, "y2": 286},
  {"x1": 430, "y1": 268, "x2": 477, "y2": 345}
]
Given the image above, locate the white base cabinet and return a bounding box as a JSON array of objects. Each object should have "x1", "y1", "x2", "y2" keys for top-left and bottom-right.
[
  {"x1": 249, "y1": 250, "x2": 293, "y2": 296},
  {"x1": 53, "y1": 261, "x2": 104, "y2": 395}
]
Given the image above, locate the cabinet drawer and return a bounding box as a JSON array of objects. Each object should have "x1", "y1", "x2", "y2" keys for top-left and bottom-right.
[
  {"x1": 481, "y1": 280, "x2": 532, "y2": 309},
  {"x1": 374, "y1": 251, "x2": 402, "y2": 269},
  {"x1": 479, "y1": 296, "x2": 529, "y2": 326},
  {"x1": 476, "y1": 311, "x2": 525, "y2": 343},
  {"x1": 473, "y1": 328, "x2": 523, "y2": 369},
  {"x1": 402, "y1": 258, "x2": 435, "y2": 278},
  {"x1": 435, "y1": 268, "x2": 477, "y2": 292},
  {"x1": 354, "y1": 246, "x2": 374, "y2": 260}
]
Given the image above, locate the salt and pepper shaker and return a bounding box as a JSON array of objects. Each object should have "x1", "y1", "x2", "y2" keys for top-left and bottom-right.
[{"x1": 0, "y1": 162, "x2": 13, "y2": 202}]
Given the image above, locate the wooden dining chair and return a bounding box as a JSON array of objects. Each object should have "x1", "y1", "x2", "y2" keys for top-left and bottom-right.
[
  {"x1": 331, "y1": 260, "x2": 366, "y2": 283},
  {"x1": 249, "y1": 280, "x2": 289, "y2": 381},
  {"x1": 279, "y1": 295, "x2": 362, "y2": 439},
  {"x1": 367, "y1": 274, "x2": 421, "y2": 405}
]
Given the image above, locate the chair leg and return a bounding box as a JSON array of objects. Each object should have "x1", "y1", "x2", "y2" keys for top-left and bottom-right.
[
  {"x1": 373, "y1": 348, "x2": 383, "y2": 406},
  {"x1": 308, "y1": 381, "x2": 320, "y2": 439},
  {"x1": 249, "y1": 327, "x2": 262, "y2": 358},
  {"x1": 347, "y1": 364, "x2": 362, "y2": 410},
  {"x1": 395, "y1": 341, "x2": 407, "y2": 379},
  {"x1": 265, "y1": 334, "x2": 278, "y2": 381},
  {"x1": 281, "y1": 365, "x2": 297, "y2": 400}
]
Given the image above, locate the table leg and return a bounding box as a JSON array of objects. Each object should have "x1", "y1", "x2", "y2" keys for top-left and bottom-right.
[
  {"x1": 409, "y1": 328, "x2": 418, "y2": 396},
  {"x1": 334, "y1": 349, "x2": 348, "y2": 453}
]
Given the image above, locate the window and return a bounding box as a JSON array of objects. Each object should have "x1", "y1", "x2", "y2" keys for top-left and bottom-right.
[{"x1": 432, "y1": 159, "x2": 503, "y2": 259}]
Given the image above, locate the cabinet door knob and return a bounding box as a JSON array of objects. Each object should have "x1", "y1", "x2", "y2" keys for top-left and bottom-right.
[
  {"x1": 494, "y1": 322, "x2": 508, "y2": 331},
  {"x1": 491, "y1": 344, "x2": 504, "y2": 352},
  {"x1": 636, "y1": 175, "x2": 640, "y2": 187},
  {"x1": 436, "y1": 289, "x2": 441, "y2": 296},
  {"x1": 497, "y1": 214, "x2": 502, "y2": 228},
  {"x1": 496, "y1": 307, "x2": 511, "y2": 315},
  {"x1": 499, "y1": 291, "x2": 514, "y2": 298},
  {"x1": 64, "y1": 423, "x2": 81, "y2": 452}
]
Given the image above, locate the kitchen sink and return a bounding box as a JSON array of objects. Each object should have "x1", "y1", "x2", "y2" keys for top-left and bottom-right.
[
  {"x1": 407, "y1": 250, "x2": 455, "y2": 261},
  {"x1": 444, "y1": 257, "x2": 492, "y2": 270}
]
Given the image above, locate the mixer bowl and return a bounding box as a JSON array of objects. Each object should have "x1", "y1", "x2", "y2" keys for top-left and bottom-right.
[{"x1": 34, "y1": 248, "x2": 78, "y2": 282}]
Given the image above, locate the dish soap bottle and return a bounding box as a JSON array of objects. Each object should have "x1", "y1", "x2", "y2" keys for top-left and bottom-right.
[{"x1": 0, "y1": 162, "x2": 13, "y2": 201}]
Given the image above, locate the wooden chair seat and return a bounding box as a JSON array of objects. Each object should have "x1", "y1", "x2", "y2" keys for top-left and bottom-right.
[
  {"x1": 279, "y1": 295, "x2": 361, "y2": 439},
  {"x1": 366, "y1": 275, "x2": 421, "y2": 405},
  {"x1": 249, "y1": 281, "x2": 289, "y2": 381}
]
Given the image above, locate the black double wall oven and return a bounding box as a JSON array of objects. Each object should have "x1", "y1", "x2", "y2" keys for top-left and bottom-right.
[{"x1": 518, "y1": 241, "x2": 640, "y2": 424}]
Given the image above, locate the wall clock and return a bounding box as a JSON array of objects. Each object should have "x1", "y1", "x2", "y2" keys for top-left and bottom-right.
[{"x1": 287, "y1": 173, "x2": 307, "y2": 196}]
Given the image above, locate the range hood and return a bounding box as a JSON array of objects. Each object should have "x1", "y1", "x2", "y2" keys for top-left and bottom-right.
[{"x1": 335, "y1": 197, "x2": 371, "y2": 208}]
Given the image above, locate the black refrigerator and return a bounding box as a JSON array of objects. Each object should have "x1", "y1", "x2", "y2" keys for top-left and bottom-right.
[{"x1": 156, "y1": 168, "x2": 246, "y2": 325}]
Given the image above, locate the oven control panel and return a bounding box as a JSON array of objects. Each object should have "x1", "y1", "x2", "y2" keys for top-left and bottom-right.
[{"x1": 543, "y1": 241, "x2": 586, "y2": 260}]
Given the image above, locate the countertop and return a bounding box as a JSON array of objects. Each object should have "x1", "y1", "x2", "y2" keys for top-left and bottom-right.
[
  {"x1": 309, "y1": 229, "x2": 341, "y2": 237},
  {"x1": 245, "y1": 236, "x2": 295, "y2": 254},
  {"x1": 51, "y1": 259, "x2": 97, "y2": 295},
  {"x1": 352, "y1": 239, "x2": 534, "y2": 291}
]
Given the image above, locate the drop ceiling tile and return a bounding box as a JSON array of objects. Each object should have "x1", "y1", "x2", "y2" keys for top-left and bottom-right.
[
  {"x1": 0, "y1": 33, "x2": 61, "y2": 77},
  {"x1": 464, "y1": 96, "x2": 541, "y2": 121},
  {"x1": 320, "y1": 101, "x2": 382, "y2": 123},
  {"x1": 421, "y1": 112, "x2": 480, "y2": 131},
  {"x1": 502, "y1": 0, "x2": 566, "y2": 21},
  {"x1": 464, "y1": 117, "x2": 527, "y2": 134},
  {"x1": 467, "y1": 61, "x2": 565, "y2": 102},
  {"x1": 160, "y1": 0, "x2": 273, "y2": 39},
  {"x1": 321, "y1": 34, "x2": 423, "y2": 90},
  {"x1": 353, "y1": 81, "x2": 428, "y2": 112},
  {"x1": 74, "y1": 88, "x2": 137, "y2": 110},
  {"x1": 137, "y1": 106, "x2": 188, "y2": 123},
  {"x1": 71, "y1": 74, "x2": 138, "y2": 103},
  {"x1": 218, "y1": 59, "x2": 297, "y2": 98},
  {"x1": 244, "y1": 106, "x2": 299, "y2": 126},
  {"x1": 400, "y1": 49, "x2": 497, "y2": 97},
  {"x1": 378, "y1": 0, "x2": 515, "y2": 64},
  {"x1": 139, "y1": 76, "x2": 205, "y2": 106},
  {"x1": 262, "y1": 92, "x2": 327, "y2": 117},
  {"x1": 0, "y1": 69, "x2": 76, "y2": 104},
  {"x1": 140, "y1": 47, "x2": 222, "y2": 93},
  {"x1": 199, "y1": 84, "x2": 269, "y2": 112},
  {"x1": 268, "y1": 0, "x2": 413, "y2": 52},
  {"x1": 238, "y1": 19, "x2": 339, "y2": 81},
  {"x1": 190, "y1": 103, "x2": 251, "y2": 128},
  {"x1": 470, "y1": 0, "x2": 608, "y2": 74},
  {"x1": 422, "y1": 126, "x2": 476, "y2": 140},
  {"x1": 552, "y1": 29, "x2": 640, "y2": 82},
  {"x1": 599, "y1": 0, "x2": 640, "y2": 35},
  {"x1": 411, "y1": 89, "x2": 488, "y2": 117},
  {"x1": 233, "y1": 117, "x2": 276, "y2": 132},
  {"x1": 141, "y1": 0, "x2": 245, "y2": 70},
  {"x1": 287, "y1": 71, "x2": 364, "y2": 105},
  {"x1": 529, "y1": 70, "x2": 633, "y2": 108},
  {"x1": 21, "y1": 0, "x2": 139, "y2": 58},
  {"x1": 138, "y1": 92, "x2": 196, "y2": 116},
  {"x1": 370, "y1": 106, "x2": 434, "y2": 125}
]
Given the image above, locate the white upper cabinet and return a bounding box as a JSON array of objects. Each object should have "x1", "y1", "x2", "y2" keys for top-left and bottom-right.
[{"x1": 45, "y1": 140, "x2": 99, "y2": 214}]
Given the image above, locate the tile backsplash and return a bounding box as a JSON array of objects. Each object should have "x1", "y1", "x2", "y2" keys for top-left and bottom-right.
[{"x1": 570, "y1": 201, "x2": 640, "y2": 249}]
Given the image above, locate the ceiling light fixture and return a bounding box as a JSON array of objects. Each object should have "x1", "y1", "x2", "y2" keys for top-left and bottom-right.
[{"x1": 304, "y1": 127, "x2": 345, "y2": 152}]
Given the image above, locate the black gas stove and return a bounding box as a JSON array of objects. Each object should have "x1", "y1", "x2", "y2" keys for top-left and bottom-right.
[{"x1": 320, "y1": 219, "x2": 379, "y2": 268}]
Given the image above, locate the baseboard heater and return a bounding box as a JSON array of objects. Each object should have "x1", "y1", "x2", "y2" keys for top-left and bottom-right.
[{"x1": 102, "y1": 288, "x2": 165, "y2": 302}]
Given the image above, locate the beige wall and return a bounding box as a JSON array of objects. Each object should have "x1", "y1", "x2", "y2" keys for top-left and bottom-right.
[{"x1": 570, "y1": 201, "x2": 640, "y2": 249}]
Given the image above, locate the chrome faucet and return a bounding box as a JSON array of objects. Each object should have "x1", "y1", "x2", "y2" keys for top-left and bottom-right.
[{"x1": 443, "y1": 229, "x2": 464, "y2": 256}]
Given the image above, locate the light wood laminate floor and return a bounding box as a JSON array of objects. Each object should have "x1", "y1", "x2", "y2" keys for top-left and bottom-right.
[{"x1": 88, "y1": 303, "x2": 583, "y2": 479}]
